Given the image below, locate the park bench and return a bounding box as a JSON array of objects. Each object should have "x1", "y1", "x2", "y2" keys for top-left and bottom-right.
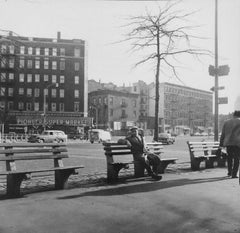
[
  {"x1": 187, "y1": 141, "x2": 227, "y2": 171},
  {"x1": 103, "y1": 141, "x2": 177, "y2": 182},
  {"x1": 0, "y1": 142, "x2": 84, "y2": 198}
]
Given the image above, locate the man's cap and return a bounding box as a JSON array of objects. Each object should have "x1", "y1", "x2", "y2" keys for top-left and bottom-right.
[{"x1": 130, "y1": 126, "x2": 138, "y2": 131}]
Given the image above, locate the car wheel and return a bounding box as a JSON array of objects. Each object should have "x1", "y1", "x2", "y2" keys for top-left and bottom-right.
[
  {"x1": 39, "y1": 139, "x2": 44, "y2": 143},
  {"x1": 90, "y1": 141, "x2": 94, "y2": 144}
]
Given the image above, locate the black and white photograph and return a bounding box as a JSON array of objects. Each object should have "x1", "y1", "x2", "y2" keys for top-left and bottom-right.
[{"x1": 0, "y1": 0, "x2": 240, "y2": 232}]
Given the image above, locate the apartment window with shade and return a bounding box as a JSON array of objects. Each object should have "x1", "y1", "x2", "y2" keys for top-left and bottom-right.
[
  {"x1": 0, "y1": 87, "x2": 5, "y2": 96},
  {"x1": 18, "y1": 102, "x2": 24, "y2": 110},
  {"x1": 27, "y1": 88, "x2": 32, "y2": 97},
  {"x1": 8, "y1": 88, "x2": 13, "y2": 97},
  {"x1": 35, "y1": 59, "x2": 40, "y2": 69},
  {"x1": 0, "y1": 73, "x2": 6, "y2": 82},
  {"x1": 52, "y1": 48, "x2": 57, "y2": 56},
  {"x1": 35, "y1": 47, "x2": 40, "y2": 55},
  {"x1": 51, "y1": 103, "x2": 57, "y2": 112},
  {"x1": 59, "y1": 103, "x2": 64, "y2": 112},
  {"x1": 52, "y1": 75, "x2": 57, "y2": 83},
  {"x1": 74, "y1": 102, "x2": 79, "y2": 112},
  {"x1": 74, "y1": 90, "x2": 79, "y2": 98},
  {"x1": 27, "y1": 74, "x2": 32, "y2": 83},
  {"x1": 19, "y1": 88, "x2": 24, "y2": 95},
  {"x1": 20, "y1": 46, "x2": 25, "y2": 54},
  {"x1": 60, "y1": 60, "x2": 65, "y2": 70},
  {"x1": 28, "y1": 47, "x2": 33, "y2": 55},
  {"x1": 19, "y1": 74, "x2": 24, "y2": 82},
  {"x1": 26, "y1": 103, "x2": 31, "y2": 111},
  {"x1": 60, "y1": 48, "x2": 65, "y2": 56},
  {"x1": 9, "y1": 58, "x2": 14, "y2": 68},
  {"x1": 19, "y1": 57, "x2": 25, "y2": 68},
  {"x1": 35, "y1": 74, "x2": 40, "y2": 82},
  {"x1": 8, "y1": 101, "x2": 13, "y2": 110},
  {"x1": 1, "y1": 57, "x2": 6, "y2": 68},
  {"x1": 9, "y1": 45, "x2": 14, "y2": 54},
  {"x1": 60, "y1": 75, "x2": 65, "y2": 83},
  {"x1": 74, "y1": 62, "x2": 80, "y2": 71},
  {"x1": 44, "y1": 48, "x2": 49, "y2": 56},
  {"x1": 60, "y1": 89, "x2": 64, "y2": 98},
  {"x1": 51, "y1": 89, "x2": 57, "y2": 98},
  {"x1": 44, "y1": 59, "x2": 49, "y2": 69},
  {"x1": 9, "y1": 73, "x2": 14, "y2": 81},
  {"x1": 1, "y1": 45, "x2": 6, "y2": 53},
  {"x1": 34, "y1": 102, "x2": 39, "y2": 111},
  {"x1": 44, "y1": 74, "x2": 49, "y2": 82},
  {"x1": 27, "y1": 59, "x2": 32, "y2": 69},
  {"x1": 74, "y1": 76, "x2": 79, "y2": 84},
  {"x1": 34, "y1": 88, "x2": 40, "y2": 97},
  {"x1": 74, "y1": 48, "x2": 80, "y2": 57},
  {"x1": 52, "y1": 61, "x2": 57, "y2": 70}
]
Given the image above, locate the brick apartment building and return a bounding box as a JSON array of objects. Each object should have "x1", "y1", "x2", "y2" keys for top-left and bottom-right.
[{"x1": 0, "y1": 31, "x2": 90, "y2": 134}]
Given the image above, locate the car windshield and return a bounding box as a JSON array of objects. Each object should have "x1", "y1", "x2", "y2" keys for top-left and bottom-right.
[{"x1": 159, "y1": 133, "x2": 169, "y2": 137}]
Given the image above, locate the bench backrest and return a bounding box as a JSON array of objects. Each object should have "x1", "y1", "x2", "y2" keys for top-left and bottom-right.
[
  {"x1": 0, "y1": 143, "x2": 68, "y2": 172},
  {"x1": 187, "y1": 141, "x2": 219, "y2": 157}
]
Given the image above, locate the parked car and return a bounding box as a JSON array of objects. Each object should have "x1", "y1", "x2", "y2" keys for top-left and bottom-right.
[
  {"x1": 28, "y1": 130, "x2": 67, "y2": 143},
  {"x1": 89, "y1": 129, "x2": 111, "y2": 143},
  {"x1": 155, "y1": 133, "x2": 175, "y2": 145}
]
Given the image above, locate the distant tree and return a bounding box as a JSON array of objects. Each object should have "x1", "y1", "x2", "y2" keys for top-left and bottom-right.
[{"x1": 122, "y1": 1, "x2": 211, "y2": 141}]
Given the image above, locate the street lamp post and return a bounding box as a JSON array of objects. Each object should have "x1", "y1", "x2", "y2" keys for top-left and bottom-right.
[{"x1": 43, "y1": 83, "x2": 58, "y2": 131}]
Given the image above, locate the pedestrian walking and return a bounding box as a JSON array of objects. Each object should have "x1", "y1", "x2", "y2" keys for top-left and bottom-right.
[{"x1": 220, "y1": 110, "x2": 240, "y2": 179}]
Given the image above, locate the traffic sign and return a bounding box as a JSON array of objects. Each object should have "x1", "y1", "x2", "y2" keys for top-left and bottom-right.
[
  {"x1": 210, "y1": 86, "x2": 225, "y2": 91},
  {"x1": 209, "y1": 65, "x2": 230, "y2": 76},
  {"x1": 218, "y1": 97, "x2": 228, "y2": 104}
]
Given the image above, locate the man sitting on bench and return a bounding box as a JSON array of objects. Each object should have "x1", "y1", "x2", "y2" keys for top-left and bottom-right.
[{"x1": 126, "y1": 126, "x2": 162, "y2": 181}]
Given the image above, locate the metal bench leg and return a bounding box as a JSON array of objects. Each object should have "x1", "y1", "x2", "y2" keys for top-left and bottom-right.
[
  {"x1": 205, "y1": 158, "x2": 214, "y2": 168},
  {"x1": 55, "y1": 169, "x2": 77, "y2": 189},
  {"x1": 157, "y1": 162, "x2": 168, "y2": 174},
  {"x1": 107, "y1": 163, "x2": 128, "y2": 183},
  {"x1": 7, "y1": 173, "x2": 31, "y2": 198},
  {"x1": 134, "y1": 161, "x2": 145, "y2": 178},
  {"x1": 217, "y1": 157, "x2": 226, "y2": 167},
  {"x1": 191, "y1": 159, "x2": 201, "y2": 171}
]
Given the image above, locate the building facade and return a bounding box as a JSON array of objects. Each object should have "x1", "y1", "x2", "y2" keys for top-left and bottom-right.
[
  {"x1": 88, "y1": 89, "x2": 139, "y2": 135},
  {"x1": 0, "y1": 32, "x2": 90, "y2": 134}
]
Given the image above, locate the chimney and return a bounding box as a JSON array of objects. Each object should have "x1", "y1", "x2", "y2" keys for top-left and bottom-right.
[{"x1": 57, "y1": 31, "x2": 61, "y2": 41}]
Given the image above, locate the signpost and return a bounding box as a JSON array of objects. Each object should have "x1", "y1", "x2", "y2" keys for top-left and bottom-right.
[{"x1": 210, "y1": 86, "x2": 225, "y2": 91}]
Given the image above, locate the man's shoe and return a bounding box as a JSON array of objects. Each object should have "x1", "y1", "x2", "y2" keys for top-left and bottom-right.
[
  {"x1": 151, "y1": 174, "x2": 162, "y2": 181},
  {"x1": 227, "y1": 172, "x2": 231, "y2": 176},
  {"x1": 232, "y1": 176, "x2": 238, "y2": 178}
]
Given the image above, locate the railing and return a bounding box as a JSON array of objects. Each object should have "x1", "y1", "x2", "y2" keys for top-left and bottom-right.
[{"x1": 0, "y1": 134, "x2": 28, "y2": 143}]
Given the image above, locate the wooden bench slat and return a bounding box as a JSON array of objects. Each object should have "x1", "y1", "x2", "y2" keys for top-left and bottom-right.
[
  {"x1": 0, "y1": 153, "x2": 69, "y2": 161},
  {"x1": 105, "y1": 151, "x2": 132, "y2": 156},
  {"x1": 0, "y1": 142, "x2": 67, "y2": 148}
]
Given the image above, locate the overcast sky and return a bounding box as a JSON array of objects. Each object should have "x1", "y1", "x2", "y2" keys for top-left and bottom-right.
[{"x1": 0, "y1": 0, "x2": 239, "y2": 114}]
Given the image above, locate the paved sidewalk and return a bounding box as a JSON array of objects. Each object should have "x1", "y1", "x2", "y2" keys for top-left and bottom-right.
[{"x1": 1, "y1": 167, "x2": 240, "y2": 233}]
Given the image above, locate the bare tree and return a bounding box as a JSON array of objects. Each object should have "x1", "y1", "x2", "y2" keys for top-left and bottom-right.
[{"x1": 122, "y1": 1, "x2": 211, "y2": 141}]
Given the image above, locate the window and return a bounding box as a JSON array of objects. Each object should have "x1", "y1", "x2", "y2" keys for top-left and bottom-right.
[
  {"x1": 0, "y1": 101, "x2": 5, "y2": 109},
  {"x1": 44, "y1": 48, "x2": 49, "y2": 56},
  {"x1": 35, "y1": 47, "x2": 40, "y2": 55},
  {"x1": 19, "y1": 88, "x2": 24, "y2": 95},
  {"x1": 9, "y1": 73, "x2": 14, "y2": 81},
  {"x1": 60, "y1": 89, "x2": 64, "y2": 98},
  {"x1": 28, "y1": 47, "x2": 33, "y2": 55},
  {"x1": 1, "y1": 45, "x2": 7, "y2": 53},
  {"x1": 20, "y1": 46, "x2": 25, "y2": 54},
  {"x1": 27, "y1": 88, "x2": 32, "y2": 97},
  {"x1": 104, "y1": 97, "x2": 107, "y2": 104},
  {"x1": 8, "y1": 101, "x2": 13, "y2": 110},
  {"x1": 44, "y1": 89, "x2": 48, "y2": 97},
  {"x1": 44, "y1": 74, "x2": 49, "y2": 82},
  {"x1": 19, "y1": 74, "x2": 24, "y2": 82},
  {"x1": 60, "y1": 48, "x2": 65, "y2": 56},
  {"x1": 51, "y1": 89, "x2": 57, "y2": 98},
  {"x1": 109, "y1": 97, "x2": 113, "y2": 105},
  {"x1": 27, "y1": 60, "x2": 32, "y2": 69},
  {"x1": 44, "y1": 59, "x2": 49, "y2": 69},
  {"x1": 35, "y1": 74, "x2": 40, "y2": 82},
  {"x1": 26, "y1": 103, "x2": 31, "y2": 111},
  {"x1": 74, "y1": 76, "x2": 79, "y2": 84},
  {"x1": 60, "y1": 75, "x2": 65, "y2": 83},
  {"x1": 52, "y1": 75, "x2": 57, "y2": 83},
  {"x1": 34, "y1": 88, "x2": 40, "y2": 97},
  {"x1": 1, "y1": 57, "x2": 6, "y2": 67},
  {"x1": 93, "y1": 98, "x2": 96, "y2": 105},
  {"x1": 59, "y1": 103, "x2": 64, "y2": 112},
  {"x1": 74, "y1": 102, "x2": 79, "y2": 112},
  {"x1": 34, "y1": 102, "x2": 39, "y2": 111},
  {"x1": 9, "y1": 45, "x2": 14, "y2": 54},
  {"x1": 0, "y1": 87, "x2": 5, "y2": 96},
  {"x1": 52, "y1": 61, "x2": 57, "y2": 70},
  {"x1": 74, "y1": 90, "x2": 79, "y2": 98},
  {"x1": 0, "y1": 73, "x2": 6, "y2": 82},
  {"x1": 27, "y1": 74, "x2": 32, "y2": 83},
  {"x1": 52, "y1": 48, "x2": 57, "y2": 56},
  {"x1": 74, "y1": 48, "x2": 80, "y2": 57},
  {"x1": 35, "y1": 59, "x2": 40, "y2": 69},
  {"x1": 60, "y1": 60, "x2": 65, "y2": 70},
  {"x1": 9, "y1": 58, "x2": 14, "y2": 68},
  {"x1": 8, "y1": 88, "x2": 13, "y2": 97},
  {"x1": 18, "y1": 102, "x2": 24, "y2": 110},
  {"x1": 74, "y1": 62, "x2": 80, "y2": 71},
  {"x1": 98, "y1": 97, "x2": 102, "y2": 104},
  {"x1": 19, "y1": 57, "x2": 25, "y2": 68},
  {"x1": 51, "y1": 103, "x2": 56, "y2": 111}
]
